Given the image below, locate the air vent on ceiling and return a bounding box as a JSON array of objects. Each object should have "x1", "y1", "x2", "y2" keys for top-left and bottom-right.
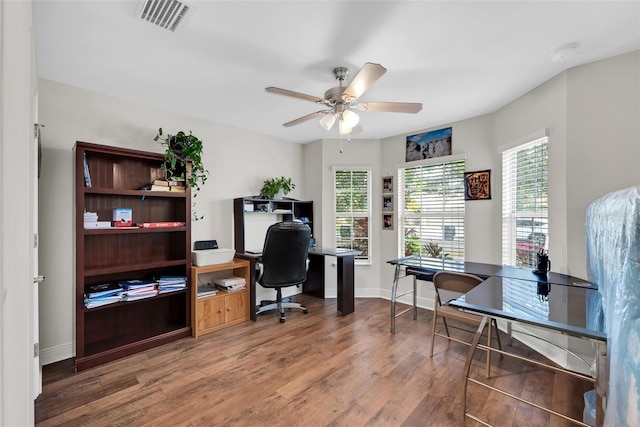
[{"x1": 138, "y1": 0, "x2": 190, "y2": 32}]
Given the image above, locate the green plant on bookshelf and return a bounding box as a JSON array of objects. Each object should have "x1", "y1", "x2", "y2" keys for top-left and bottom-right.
[
  {"x1": 155, "y1": 128, "x2": 209, "y2": 220},
  {"x1": 259, "y1": 176, "x2": 295, "y2": 200},
  {"x1": 154, "y1": 128, "x2": 209, "y2": 192}
]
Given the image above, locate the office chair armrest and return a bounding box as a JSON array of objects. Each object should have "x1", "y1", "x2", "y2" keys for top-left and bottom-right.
[
  {"x1": 306, "y1": 258, "x2": 310, "y2": 272},
  {"x1": 256, "y1": 261, "x2": 264, "y2": 283}
]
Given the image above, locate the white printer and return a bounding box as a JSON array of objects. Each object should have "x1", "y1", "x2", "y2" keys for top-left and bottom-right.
[{"x1": 191, "y1": 240, "x2": 235, "y2": 266}]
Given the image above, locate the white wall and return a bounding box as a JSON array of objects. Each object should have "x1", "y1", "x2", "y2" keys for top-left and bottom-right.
[
  {"x1": 378, "y1": 114, "x2": 496, "y2": 306},
  {"x1": 493, "y1": 71, "x2": 569, "y2": 273},
  {"x1": 1, "y1": 0, "x2": 37, "y2": 424},
  {"x1": 565, "y1": 51, "x2": 640, "y2": 279},
  {"x1": 312, "y1": 138, "x2": 383, "y2": 297},
  {"x1": 37, "y1": 79, "x2": 306, "y2": 363}
]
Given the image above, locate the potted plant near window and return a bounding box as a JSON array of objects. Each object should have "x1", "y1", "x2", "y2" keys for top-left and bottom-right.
[
  {"x1": 154, "y1": 128, "x2": 209, "y2": 219},
  {"x1": 260, "y1": 176, "x2": 295, "y2": 200}
]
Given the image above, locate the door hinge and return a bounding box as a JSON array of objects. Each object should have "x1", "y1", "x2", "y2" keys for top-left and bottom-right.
[
  {"x1": 34, "y1": 123, "x2": 44, "y2": 139},
  {"x1": 34, "y1": 343, "x2": 39, "y2": 358}
]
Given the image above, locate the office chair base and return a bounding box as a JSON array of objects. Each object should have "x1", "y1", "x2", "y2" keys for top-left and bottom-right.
[{"x1": 256, "y1": 301, "x2": 308, "y2": 323}]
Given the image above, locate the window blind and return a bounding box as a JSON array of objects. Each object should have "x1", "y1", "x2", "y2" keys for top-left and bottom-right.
[
  {"x1": 334, "y1": 170, "x2": 370, "y2": 260},
  {"x1": 399, "y1": 159, "x2": 465, "y2": 260},
  {"x1": 502, "y1": 137, "x2": 549, "y2": 267}
]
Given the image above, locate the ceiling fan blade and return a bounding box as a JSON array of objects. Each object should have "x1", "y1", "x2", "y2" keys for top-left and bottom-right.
[
  {"x1": 283, "y1": 110, "x2": 329, "y2": 127},
  {"x1": 265, "y1": 87, "x2": 326, "y2": 104},
  {"x1": 342, "y1": 62, "x2": 387, "y2": 102},
  {"x1": 357, "y1": 102, "x2": 423, "y2": 114}
]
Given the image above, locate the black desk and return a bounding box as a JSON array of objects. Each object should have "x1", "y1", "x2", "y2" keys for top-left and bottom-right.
[{"x1": 237, "y1": 247, "x2": 360, "y2": 320}]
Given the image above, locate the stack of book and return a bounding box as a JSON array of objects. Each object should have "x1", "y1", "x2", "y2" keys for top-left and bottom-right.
[
  {"x1": 197, "y1": 283, "x2": 218, "y2": 297},
  {"x1": 214, "y1": 276, "x2": 246, "y2": 292},
  {"x1": 150, "y1": 179, "x2": 187, "y2": 192},
  {"x1": 84, "y1": 283, "x2": 124, "y2": 308},
  {"x1": 119, "y1": 279, "x2": 158, "y2": 301},
  {"x1": 157, "y1": 276, "x2": 187, "y2": 294},
  {"x1": 83, "y1": 211, "x2": 111, "y2": 229}
]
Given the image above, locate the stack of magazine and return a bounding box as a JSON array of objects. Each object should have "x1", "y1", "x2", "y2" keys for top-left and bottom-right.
[
  {"x1": 119, "y1": 279, "x2": 158, "y2": 301},
  {"x1": 84, "y1": 283, "x2": 124, "y2": 308},
  {"x1": 157, "y1": 276, "x2": 187, "y2": 294}
]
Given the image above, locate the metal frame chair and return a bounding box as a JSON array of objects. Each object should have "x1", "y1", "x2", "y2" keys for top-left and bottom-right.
[{"x1": 430, "y1": 271, "x2": 502, "y2": 378}]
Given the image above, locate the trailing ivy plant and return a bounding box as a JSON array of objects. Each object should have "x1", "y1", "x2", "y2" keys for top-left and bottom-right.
[
  {"x1": 154, "y1": 128, "x2": 209, "y2": 220},
  {"x1": 154, "y1": 128, "x2": 209, "y2": 191}
]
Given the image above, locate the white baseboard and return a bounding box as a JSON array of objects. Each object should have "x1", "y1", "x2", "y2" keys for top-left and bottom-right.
[{"x1": 40, "y1": 342, "x2": 74, "y2": 366}]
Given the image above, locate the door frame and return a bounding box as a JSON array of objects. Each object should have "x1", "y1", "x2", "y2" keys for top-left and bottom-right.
[{"x1": 0, "y1": 0, "x2": 37, "y2": 424}]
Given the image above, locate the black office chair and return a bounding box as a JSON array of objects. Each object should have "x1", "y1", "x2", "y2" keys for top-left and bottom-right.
[{"x1": 256, "y1": 221, "x2": 311, "y2": 323}]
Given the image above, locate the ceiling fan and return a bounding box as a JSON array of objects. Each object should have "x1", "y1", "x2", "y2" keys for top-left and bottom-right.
[{"x1": 265, "y1": 62, "x2": 422, "y2": 135}]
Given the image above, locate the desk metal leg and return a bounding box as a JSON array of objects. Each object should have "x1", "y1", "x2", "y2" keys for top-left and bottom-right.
[
  {"x1": 390, "y1": 266, "x2": 418, "y2": 334},
  {"x1": 595, "y1": 341, "x2": 607, "y2": 427},
  {"x1": 390, "y1": 265, "x2": 401, "y2": 333},
  {"x1": 461, "y1": 316, "x2": 488, "y2": 423}
]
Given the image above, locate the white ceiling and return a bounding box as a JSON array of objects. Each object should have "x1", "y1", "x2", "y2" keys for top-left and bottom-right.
[{"x1": 34, "y1": 1, "x2": 640, "y2": 144}]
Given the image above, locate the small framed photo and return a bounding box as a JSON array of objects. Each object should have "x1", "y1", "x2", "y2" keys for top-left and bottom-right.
[
  {"x1": 464, "y1": 170, "x2": 491, "y2": 200},
  {"x1": 383, "y1": 213, "x2": 394, "y2": 230},
  {"x1": 382, "y1": 195, "x2": 393, "y2": 211},
  {"x1": 382, "y1": 176, "x2": 393, "y2": 193}
]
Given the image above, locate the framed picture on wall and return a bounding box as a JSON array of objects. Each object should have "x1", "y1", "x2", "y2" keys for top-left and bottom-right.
[
  {"x1": 382, "y1": 195, "x2": 393, "y2": 212},
  {"x1": 464, "y1": 169, "x2": 491, "y2": 200},
  {"x1": 405, "y1": 127, "x2": 452, "y2": 162},
  {"x1": 383, "y1": 213, "x2": 394, "y2": 230},
  {"x1": 382, "y1": 176, "x2": 393, "y2": 193}
]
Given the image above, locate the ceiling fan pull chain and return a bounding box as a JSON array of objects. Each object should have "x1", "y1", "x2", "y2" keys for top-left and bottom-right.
[{"x1": 339, "y1": 134, "x2": 344, "y2": 154}]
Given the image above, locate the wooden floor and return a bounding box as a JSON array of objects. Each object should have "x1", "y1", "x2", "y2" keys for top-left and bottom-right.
[{"x1": 36, "y1": 297, "x2": 590, "y2": 426}]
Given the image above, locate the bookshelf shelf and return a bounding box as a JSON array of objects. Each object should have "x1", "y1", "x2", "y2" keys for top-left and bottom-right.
[
  {"x1": 75, "y1": 141, "x2": 192, "y2": 371},
  {"x1": 83, "y1": 226, "x2": 187, "y2": 235}
]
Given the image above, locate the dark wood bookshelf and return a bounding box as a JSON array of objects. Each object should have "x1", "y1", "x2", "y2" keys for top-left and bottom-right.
[{"x1": 74, "y1": 141, "x2": 192, "y2": 371}]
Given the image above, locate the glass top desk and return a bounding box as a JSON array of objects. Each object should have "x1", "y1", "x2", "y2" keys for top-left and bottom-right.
[
  {"x1": 386, "y1": 256, "x2": 606, "y2": 426},
  {"x1": 451, "y1": 276, "x2": 606, "y2": 426},
  {"x1": 387, "y1": 256, "x2": 593, "y2": 333}
]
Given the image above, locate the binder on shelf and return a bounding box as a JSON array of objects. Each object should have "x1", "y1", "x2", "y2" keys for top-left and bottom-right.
[
  {"x1": 83, "y1": 152, "x2": 91, "y2": 188},
  {"x1": 85, "y1": 295, "x2": 122, "y2": 309},
  {"x1": 86, "y1": 283, "x2": 123, "y2": 299}
]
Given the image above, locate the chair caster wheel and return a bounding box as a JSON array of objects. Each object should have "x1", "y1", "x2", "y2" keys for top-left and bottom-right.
[
  {"x1": 303, "y1": 309, "x2": 309, "y2": 314},
  {"x1": 280, "y1": 317, "x2": 285, "y2": 323}
]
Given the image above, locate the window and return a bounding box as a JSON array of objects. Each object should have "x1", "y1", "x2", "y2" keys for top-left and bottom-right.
[
  {"x1": 502, "y1": 137, "x2": 549, "y2": 267},
  {"x1": 399, "y1": 158, "x2": 465, "y2": 260},
  {"x1": 334, "y1": 169, "x2": 371, "y2": 263}
]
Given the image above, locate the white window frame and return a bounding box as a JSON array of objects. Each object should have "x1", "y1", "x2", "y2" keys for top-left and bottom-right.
[
  {"x1": 501, "y1": 134, "x2": 549, "y2": 268},
  {"x1": 398, "y1": 156, "x2": 466, "y2": 261},
  {"x1": 332, "y1": 166, "x2": 371, "y2": 265}
]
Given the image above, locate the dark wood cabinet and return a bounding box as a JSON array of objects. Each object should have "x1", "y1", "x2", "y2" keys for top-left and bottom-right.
[
  {"x1": 233, "y1": 196, "x2": 313, "y2": 253},
  {"x1": 74, "y1": 141, "x2": 192, "y2": 371}
]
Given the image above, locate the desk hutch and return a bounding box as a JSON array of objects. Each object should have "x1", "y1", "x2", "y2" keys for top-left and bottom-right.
[{"x1": 233, "y1": 196, "x2": 313, "y2": 253}]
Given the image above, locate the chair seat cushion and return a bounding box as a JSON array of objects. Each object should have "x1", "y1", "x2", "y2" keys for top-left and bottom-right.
[{"x1": 437, "y1": 305, "x2": 483, "y2": 325}]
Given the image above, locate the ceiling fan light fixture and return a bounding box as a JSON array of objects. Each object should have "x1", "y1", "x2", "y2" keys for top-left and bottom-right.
[
  {"x1": 342, "y1": 109, "x2": 359, "y2": 128},
  {"x1": 319, "y1": 113, "x2": 336, "y2": 131}
]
